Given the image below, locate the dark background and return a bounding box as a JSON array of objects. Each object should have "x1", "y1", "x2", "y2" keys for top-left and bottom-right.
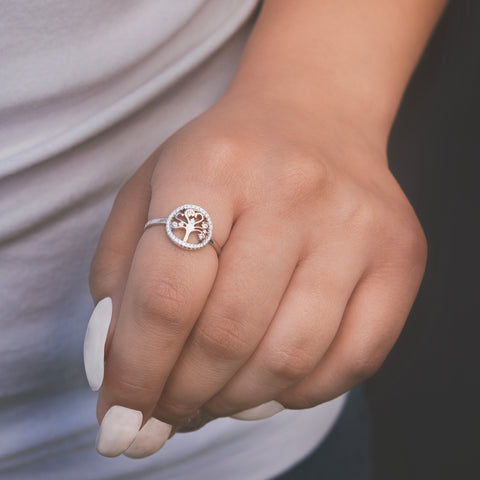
[{"x1": 366, "y1": 1, "x2": 480, "y2": 479}]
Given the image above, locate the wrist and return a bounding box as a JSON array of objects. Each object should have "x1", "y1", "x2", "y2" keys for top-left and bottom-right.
[
  {"x1": 223, "y1": 81, "x2": 389, "y2": 153},
  {"x1": 216, "y1": 88, "x2": 389, "y2": 171},
  {"x1": 219, "y1": 0, "x2": 447, "y2": 159}
]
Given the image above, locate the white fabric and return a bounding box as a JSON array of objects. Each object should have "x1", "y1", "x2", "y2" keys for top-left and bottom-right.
[{"x1": 0, "y1": 1, "x2": 346, "y2": 478}]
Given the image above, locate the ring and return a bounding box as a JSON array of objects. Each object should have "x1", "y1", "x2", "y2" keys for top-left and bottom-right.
[{"x1": 144, "y1": 204, "x2": 221, "y2": 256}]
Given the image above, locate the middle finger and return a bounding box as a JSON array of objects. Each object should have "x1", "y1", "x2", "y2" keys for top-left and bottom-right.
[{"x1": 153, "y1": 207, "x2": 302, "y2": 424}]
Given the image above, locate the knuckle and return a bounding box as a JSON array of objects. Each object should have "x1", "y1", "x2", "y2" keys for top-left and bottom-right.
[
  {"x1": 188, "y1": 134, "x2": 244, "y2": 184},
  {"x1": 153, "y1": 132, "x2": 244, "y2": 193},
  {"x1": 381, "y1": 210, "x2": 428, "y2": 271},
  {"x1": 264, "y1": 346, "x2": 316, "y2": 383},
  {"x1": 197, "y1": 133, "x2": 242, "y2": 162},
  {"x1": 341, "y1": 188, "x2": 381, "y2": 231},
  {"x1": 400, "y1": 221, "x2": 428, "y2": 267},
  {"x1": 347, "y1": 350, "x2": 384, "y2": 382},
  {"x1": 193, "y1": 315, "x2": 250, "y2": 362},
  {"x1": 131, "y1": 274, "x2": 189, "y2": 331},
  {"x1": 276, "y1": 152, "x2": 331, "y2": 198}
]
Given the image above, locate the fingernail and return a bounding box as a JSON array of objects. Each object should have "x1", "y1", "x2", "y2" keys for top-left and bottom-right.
[
  {"x1": 84, "y1": 297, "x2": 112, "y2": 391},
  {"x1": 231, "y1": 401, "x2": 284, "y2": 421},
  {"x1": 123, "y1": 418, "x2": 172, "y2": 459},
  {"x1": 96, "y1": 406, "x2": 143, "y2": 457}
]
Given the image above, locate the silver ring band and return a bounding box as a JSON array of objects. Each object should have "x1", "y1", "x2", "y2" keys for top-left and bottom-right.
[{"x1": 144, "y1": 204, "x2": 221, "y2": 256}]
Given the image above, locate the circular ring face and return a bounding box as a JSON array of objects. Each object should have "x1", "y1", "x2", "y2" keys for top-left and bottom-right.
[{"x1": 166, "y1": 204, "x2": 213, "y2": 250}]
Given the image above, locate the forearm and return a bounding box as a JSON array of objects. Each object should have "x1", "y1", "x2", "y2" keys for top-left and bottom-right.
[{"x1": 223, "y1": 0, "x2": 447, "y2": 151}]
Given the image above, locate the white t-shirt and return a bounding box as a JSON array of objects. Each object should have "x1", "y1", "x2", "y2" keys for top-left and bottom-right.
[{"x1": 0, "y1": 2, "x2": 346, "y2": 479}]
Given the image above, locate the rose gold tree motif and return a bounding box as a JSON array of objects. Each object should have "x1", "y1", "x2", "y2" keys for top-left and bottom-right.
[
  {"x1": 165, "y1": 204, "x2": 213, "y2": 250},
  {"x1": 171, "y1": 208, "x2": 209, "y2": 242}
]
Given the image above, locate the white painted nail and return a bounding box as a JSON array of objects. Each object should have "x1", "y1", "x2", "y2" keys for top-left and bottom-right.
[
  {"x1": 83, "y1": 297, "x2": 112, "y2": 391},
  {"x1": 123, "y1": 418, "x2": 172, "y2": 459},
  {"x1": 96, "y1": 406, "x2": 143, "y2": 457},
  {"x1": 231, "y1": 401, "x2": 285, "y2": 421}
]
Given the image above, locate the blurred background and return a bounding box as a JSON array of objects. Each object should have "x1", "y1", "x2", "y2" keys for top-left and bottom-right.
[{"x1": 366, "y1": 1, "x2": 480, "y2": 479}]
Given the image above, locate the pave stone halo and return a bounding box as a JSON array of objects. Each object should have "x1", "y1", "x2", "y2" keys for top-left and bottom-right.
[
  {"x1": 166, "y1": 204, "x2": 213, "y2": 250},
  {"x1": 144, "y1": 204, "x2": 219, "y2": 254}
]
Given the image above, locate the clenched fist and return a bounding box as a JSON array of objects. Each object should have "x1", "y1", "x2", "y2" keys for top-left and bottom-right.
[{"x1": 85, "y1": 93, "x2": 427, "y2": 457}]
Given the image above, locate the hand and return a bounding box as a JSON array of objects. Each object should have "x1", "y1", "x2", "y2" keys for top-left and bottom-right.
[{"x1": 85, "y1": 94, "x2": 427, "y2": 457}]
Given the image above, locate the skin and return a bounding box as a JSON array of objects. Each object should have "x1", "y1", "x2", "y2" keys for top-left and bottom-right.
[{"x1": 89, "y1": 0, "x2": 447, "y2": 433}]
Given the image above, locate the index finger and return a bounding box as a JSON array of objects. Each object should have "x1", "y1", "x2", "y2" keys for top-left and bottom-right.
[{"x1": 96, "y1": 185, "x2": 232, "y2": 455}]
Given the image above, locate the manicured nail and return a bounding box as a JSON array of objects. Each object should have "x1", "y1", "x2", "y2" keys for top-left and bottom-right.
[
  {"x1": 124, "y1": 418, "x2": 172, "y2": 459},
  {"x1": 96, "y1": 406, "x2": 143, "y2": 457},
  {"x1": 84, "y1": 297, "x2": 112, "y2": 391},
  {"x1": 231, "y1": 401, "x2": 284, "y2": 421}
]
